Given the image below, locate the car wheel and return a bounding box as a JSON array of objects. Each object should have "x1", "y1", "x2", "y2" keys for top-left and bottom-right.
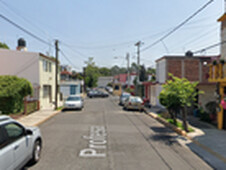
[{"x1": 30, "y1": 140, "x2": 42, "y2": 165}]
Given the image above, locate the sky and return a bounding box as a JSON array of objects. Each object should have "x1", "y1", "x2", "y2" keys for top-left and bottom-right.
[{"x1": 0, "y1": 0, "x2": 224, "y2": 72}]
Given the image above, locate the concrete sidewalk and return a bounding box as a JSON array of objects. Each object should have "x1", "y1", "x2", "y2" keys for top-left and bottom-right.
[
  {"x1": 17, "y1": 109, "x2": 60, "y2": 127},
  {"x1": 146, "y1": 105, "x2": 226, "y2": 169}
]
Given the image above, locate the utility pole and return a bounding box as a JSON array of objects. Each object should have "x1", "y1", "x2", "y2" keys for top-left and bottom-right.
[
  {"x1": 55, "y1": 40, "x2": 59, "y2": 110},
  {"x1": 126, "y1": 53, "x2": 130, "y2": 88},
  {"x1": 135, "y1": 41, "x2": 143, "y2": 95}
]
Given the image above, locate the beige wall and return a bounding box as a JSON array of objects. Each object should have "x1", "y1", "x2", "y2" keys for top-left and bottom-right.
[
  {"x1": 39, "y1": 56, "x2": 61, "y2": 109},
  {"x1": 198, "y1": 84, "x2": 216, "y2": 110},
  {"x1": 221, "y1": 27, "x2": 226, "y2": 59}
]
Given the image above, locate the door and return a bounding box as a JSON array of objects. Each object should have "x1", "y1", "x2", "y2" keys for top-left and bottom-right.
[
  {"x1": 0, "y1": 126, "x2": 14, "y2": 170},
  {"x1": 3, "y1": 123, "x2": 30, "y2": 169},
  {"x1": 70, "y1": 85, "x2": 76, "y2": 95}
]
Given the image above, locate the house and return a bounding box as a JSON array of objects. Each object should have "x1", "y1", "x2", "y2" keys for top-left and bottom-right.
[
  {"x1": 97, "y1": 76, "x2": 113, "y2": 87},
  {"x1": 60, "y1": 69, "x2": 84, "y2": 100},
  {"x1": 151, "y1": 55, "x2": 218, "y2": 108},
  {"x1": 0, "y1": 48, "x2": 61, "y2": 109},
  {"x1": 60, "y1": 80, "x2": 84, "y2": 100},
  {"x1": 208, "y1": 13, "x2": 226, "y2": 129}
]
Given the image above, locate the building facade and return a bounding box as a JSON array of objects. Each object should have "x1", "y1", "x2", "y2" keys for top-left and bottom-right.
[
  {"x1": 0, "y1": 49, "x2": 61, "y2": 109},
  {"x1": 152, "y1": 55, "x2": 217, "y2": 109}
]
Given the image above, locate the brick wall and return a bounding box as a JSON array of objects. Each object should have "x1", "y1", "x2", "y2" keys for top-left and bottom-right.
[
  {"x1": 184, "y1": 59, "x2": 199, "y2": 81},
  {"x1": 167, "y1": 60, "x2": 182, "y2": 78}
]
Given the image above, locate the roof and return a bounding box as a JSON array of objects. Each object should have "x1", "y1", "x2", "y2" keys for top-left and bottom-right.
[
  {"x1": 155, "y1": 55, "x2": 219, "y2": 62},
  {"x1": 0, "y1": 48, "x2": 58, "y2": 63},
  {"x1": 61, "y1": 71, "x2": 72, "y2": 75},
  {"x1": 218, "y1": 13, "x2": 226, "y2": 22},
  {"x1": 142, "y1": 81, "x2": 153, "y2": 86},
  {"x1": 39, "y1": 53, "x2": 59, "y2": 63}
]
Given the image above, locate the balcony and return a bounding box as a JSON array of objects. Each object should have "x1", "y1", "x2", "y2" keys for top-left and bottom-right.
[{"x1": 208, "y1": 63, "x2": 226, "y2": 82}]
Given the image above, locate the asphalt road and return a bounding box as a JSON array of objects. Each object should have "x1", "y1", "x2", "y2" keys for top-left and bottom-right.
[{"x1": 29, "y1": 96, "x2": 212, "y2": 170}]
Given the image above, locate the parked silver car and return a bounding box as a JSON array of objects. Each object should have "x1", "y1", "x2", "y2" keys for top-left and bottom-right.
[
  {"x1": 123, "y1": 96, "x2": 144, "y2": 112},
  {"x1": 0, "y1": 115, "x2": 42, "y2": 170},
  {"x1": 63, "y1": 95, "x2": 84, "y2": 110}
]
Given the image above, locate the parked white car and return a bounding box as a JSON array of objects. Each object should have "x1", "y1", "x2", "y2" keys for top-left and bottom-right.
[
  {"x1": 63, "y1": 95, "x2": 84, "y2": 110},
  {"x1": 0, "y1": 115, "x2": 42, "y2": 170}
]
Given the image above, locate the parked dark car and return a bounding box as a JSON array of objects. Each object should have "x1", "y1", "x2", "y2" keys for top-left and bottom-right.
[{"x1": 87, "y1": 90, "x2": 109, "y2": 98}]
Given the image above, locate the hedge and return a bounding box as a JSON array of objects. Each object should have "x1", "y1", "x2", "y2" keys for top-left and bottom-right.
[{"x1": 0, "y1": 76, "x2": 32, "y2": 114}]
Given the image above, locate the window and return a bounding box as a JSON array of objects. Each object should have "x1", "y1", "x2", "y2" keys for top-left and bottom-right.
[
  {"x1": 114, "y1": 85, "x2": 119, "y2": 90},
  {"x1": 43, "y1": 60, "x2": 48, "y2": 72},
  {"x1": 0, "y1": 127, "x2": 7, "y2": 149},
  {"x1": 4, "y1": 123, "x2": 24, "y2": 140},
  {"x1": 49, "y1": 62, "x2": 52, "y2": 72}
]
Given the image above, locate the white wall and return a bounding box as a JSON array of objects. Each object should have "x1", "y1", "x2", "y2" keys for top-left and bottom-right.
[
  {"x1": 150, "y1": 84, "x2": 163, "y2": 106},
  {"x1": 0, "y1": 49, "x2": 39, "y2": 85},
  {"x1": 156, "y1": 59, "x2": 166, "y2": 83}
]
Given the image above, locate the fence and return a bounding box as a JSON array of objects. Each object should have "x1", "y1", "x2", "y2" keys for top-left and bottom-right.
[{"x1": 24, "y1": 99, "x2": 40, "y2": 115}]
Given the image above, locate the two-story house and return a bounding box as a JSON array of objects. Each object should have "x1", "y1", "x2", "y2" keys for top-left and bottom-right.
[
  {"x1": 151, "y1": 55, "x2": 218, "y2": 108},
  {"x1": 0, "y1": 48, "x2": 61, "y2": 109}
]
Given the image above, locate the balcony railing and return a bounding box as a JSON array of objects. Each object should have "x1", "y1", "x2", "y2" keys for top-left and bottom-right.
[{"x1": 208, "y1": 63, "x2": 226, "y2": 82}]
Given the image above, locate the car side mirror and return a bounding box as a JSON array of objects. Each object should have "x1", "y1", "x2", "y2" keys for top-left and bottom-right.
[{"x1": 26, "y1": 129, "x2": 33, "y2": 135}]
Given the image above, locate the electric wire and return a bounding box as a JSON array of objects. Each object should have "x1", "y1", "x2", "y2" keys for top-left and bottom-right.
[
  {"x1": 193, "y1": 40, "x2": 225, "y2": 54},
  {"x1": 0, "y1": 14, "x2": 52, "y2": 46},
  {"x1": 60, "y1": 50, "x2": 80, "y2": 70},
  {"x1": 141, "y1": 0, "x2": 214, "y2": 53}
]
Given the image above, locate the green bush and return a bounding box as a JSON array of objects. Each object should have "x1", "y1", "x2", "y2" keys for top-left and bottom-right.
[
  {"x1": 0, "y1": 76, "x2": 32, "y2": 114},
  {"x1": 199, "y1": 107, "x2": 211, "y2": 123},
  {"x1": 205, "y1": 101, "x2": 217, "y2": 115}
]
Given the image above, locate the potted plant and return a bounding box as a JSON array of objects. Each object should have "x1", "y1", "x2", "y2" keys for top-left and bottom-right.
[
  {"x1": 212, "y1": 60, "x2": 217, "y2": 65},
  {"x1": 220, "y1": 59, "x2": 225, "y2": 65}
]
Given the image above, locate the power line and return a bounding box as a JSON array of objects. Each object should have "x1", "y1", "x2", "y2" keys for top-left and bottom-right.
[
  {"x1": 141, "y1": 0, "x2": 214, "y2": 53},
  {"x1": 60, "y1": 50, "x2": 80, "y2": 69},
  {"x1": 193, "y1": 41, "x2": 225, "y2": 54},
  {"x1": 0, "y1": 13, "x2": 52, "y2": 46},
  {"x1": 61, "y1": 42, "x2": 89, "y2": 59}
]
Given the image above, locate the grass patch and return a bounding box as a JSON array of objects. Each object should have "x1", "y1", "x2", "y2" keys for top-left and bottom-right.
[
  {"x1": 57, "y1": 106, "x2": 64, "y2": 110},
  {"x1": 158, "y1": 114, "x2": 194, "y2": 132}
]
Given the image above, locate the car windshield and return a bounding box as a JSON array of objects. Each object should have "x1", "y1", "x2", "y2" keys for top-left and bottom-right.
[
  {"x1": 130, "y1": 97, "x2": 142, "y2": 103},
  {"x1": 123, "y1": 94, "x2": 130, "y2": 98},
  {"x1": 66, "y1": 96, "x2": 81, "y2": 101}
]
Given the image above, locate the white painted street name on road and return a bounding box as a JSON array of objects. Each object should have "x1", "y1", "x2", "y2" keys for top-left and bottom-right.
[{"x1": 79, "y1": 126, "x2": 107, "y2": 158}]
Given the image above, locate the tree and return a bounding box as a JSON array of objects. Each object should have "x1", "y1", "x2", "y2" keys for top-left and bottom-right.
[
  {"x1": 139, "y1": 65, "x2": 148, "y2": 82},
  {"x1": 159, "y1": 74, "x2": 201, "y2": 131},
  {"x1": 0, "y1": 42, "x2": 9, "y2": 49},
  {"x1": 99, "y1": 67, "x2": 111, "y2": 76},
  {"x1": 130, "y1": 62, "x2": 138, "y2": 73},
  {"x1": 84, "y1": 57, "x2": 99, "y2": 88},
  {"x1": 147, "y1": 67, "x2": 156, "y2": 74},
  {"x1": 110, "y1": 65, "x2": 120, "y2": 75}
]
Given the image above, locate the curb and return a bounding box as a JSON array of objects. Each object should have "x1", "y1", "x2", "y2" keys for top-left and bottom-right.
[
  {"x1": 146, "y1": 111, "x2": 188, "y2": 137},
  {"x1": 144, "y1": 108, "x2": 226, "y2": 164},
  {"x1": 33, "y1": 110, "x2": 61, "y2": 126}
]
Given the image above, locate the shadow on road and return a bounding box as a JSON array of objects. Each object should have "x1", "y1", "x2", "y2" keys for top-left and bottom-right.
[{"x1": 149, "y1": 126, "x2": 179, "y2": 146}]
